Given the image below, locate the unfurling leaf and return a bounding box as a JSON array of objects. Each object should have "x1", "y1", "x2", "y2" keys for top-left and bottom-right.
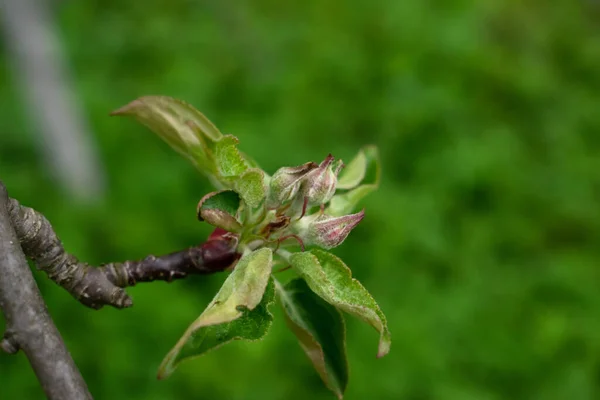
[
  {"x1": 197, "y1": 190, "x2": 242, "y2": 232},
  {"x1": 110, "y1": 96, "x2": 222, "y2": 172},
  {"x1": 233, "y1": 168, "x2": 266, "y2": 209},
  {"x1": 336, "y1": 149, "x2": 367, "y2": 189},
  {"x1": 277, "y1": 278, "x2": 348, "y2": 399},
  {"x1": 158, "y1": 248, "x2": 274, "y2": 378},
  {"x1": 213, "y1": 137, "x2": 266, "y2": 207},
  {"x1": 214, "y1": 135, "x2": 249, "y2": 177},
  {"x1": 290, "y1": 249, "x2": 391, "y2": 358},
  {"x1": 328, "y1": 145, "x2": 380, "y2": 216},
  {"x1": 111, "y1": 96, "x2": 265, "y2": 190}
]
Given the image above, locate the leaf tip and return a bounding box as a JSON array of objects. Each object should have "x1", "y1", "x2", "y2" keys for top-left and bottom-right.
[
  {"x1": 156, "y1": 359, "x2": 173, "y2": 380},
  {"x1": 376, "y1": 336, "x2": 391, "y2": 359},
  {"x1": 109, "y1": 99, "x2": 144, "y2": 116}
]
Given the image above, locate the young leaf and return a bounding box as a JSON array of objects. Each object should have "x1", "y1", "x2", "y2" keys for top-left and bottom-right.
[
  {"x1": 214, "y1": 135, "x2": 249, "y2": 177},
  {"x1": 159, "y1": 279, "x2": 275, "y2": 379},
  {"x1": 277, "y1": 278, "x2": 348, "y2": 399},
  {"x1": 110, "y1": 96, "x2": 222, "y2": 172},
  {"x1": 239, "y1": 150, "x2": 262, "y2": 170},
  {"x1": 197, "y1": 190, "x2": 242, "y2": 232},
  {"x1": 336, "y1": 149, "x2": 367, "y2": 189},
  {"x1": 234, "y1": 168, "x2": 266, "y2": 208},
  {"x1": 328, "y1": 186, "x2": 377, "y2": 217},
  {"x1": 328, "y1": 145, "x2": 381, "y2": 216},
  {"x1": 158, "y1": 248, "x2": 274, "y2": 378},
  {"x1": 290, "y1": 249, "x2": 391, "y2": 358}
]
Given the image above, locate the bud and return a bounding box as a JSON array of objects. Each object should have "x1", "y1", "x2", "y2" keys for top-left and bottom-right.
[
  {"x1": 198, "y1": 237, "x2": 240, "y2": 272},
  {"x1": 303, "y1": 154, "x2": 343, "y2": 208},
  {"x1": 267, "y1": 161, "x2": 318, "y2": 209},
  {"x1": 291, "y1": 210, "x2": 365, "y2": 249}
]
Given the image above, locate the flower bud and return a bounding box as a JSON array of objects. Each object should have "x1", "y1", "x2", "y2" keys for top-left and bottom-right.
[
  {"x1": 303, "y1": 154, "x2": 342, "y2": 208},
  {"x1": 292, "y1": 210, "x2": 365, "y2": 249},
  {"x1": 267, "y1": 161, "x2": 318, "y2": 209}
]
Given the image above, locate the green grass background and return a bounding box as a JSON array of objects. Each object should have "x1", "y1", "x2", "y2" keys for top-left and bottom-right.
[{"x1": 1, "y1": 1, "x2": 600, "y2": 399}]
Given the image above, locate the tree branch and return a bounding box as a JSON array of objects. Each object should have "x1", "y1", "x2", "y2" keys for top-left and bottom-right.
[
  {"x1": 0, "y1": 181, "x2": 92, "y2": 399},
  {"x1": 7, "y1": 196, "x2": 239, "y2": 310}
]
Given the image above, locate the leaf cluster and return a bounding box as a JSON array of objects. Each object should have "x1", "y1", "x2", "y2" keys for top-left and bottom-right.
[{"x1": 113, "y1": 96, "x2": 390, "y2": 398}]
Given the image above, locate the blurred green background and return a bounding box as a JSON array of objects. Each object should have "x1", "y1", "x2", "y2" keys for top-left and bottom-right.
[{"x1": 2, "y1": 1, "x2": 600, "y2": 399}]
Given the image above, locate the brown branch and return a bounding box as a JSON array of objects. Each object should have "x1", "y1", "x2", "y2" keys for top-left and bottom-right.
[
  {"x1": 7, "y1": 197, "x2": 239, "y2": 310},
  {"x1": 0, "y1": 181, "x2": 92, "y2": 399}
]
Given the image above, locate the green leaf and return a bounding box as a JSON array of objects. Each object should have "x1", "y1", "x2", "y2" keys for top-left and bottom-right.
[
  {"x1": 290, "y1": 249, "x2": 391, "y2": 358},
  {"x1": 111, "y1": 96, "x2": 222, "y2": 172},
  {"x1": 112, "y1": 96, "x2": 267, "y2": 191},
  {"x1": 240, "y1": 150, "x2": 263, "y2": 170},
  {"x1": 329, "y1": 146, "x2": 381, "y2": 216},
  {"x1": 234, "y1": 168, "x2": 266, "y2": 208},
  {"x1": 158, "y1": 248, "x2": 274, "y2": 378},
  {"x1": 277, "y1": 278, "x2": 348, "y2": 399},
  {"x1": 215, "y1": 135, "x2": 249, "y2": 177},
  {"x1": 197, "y1": 190, "x2": 242, "y2": 232},
  {"x1": 328, "y1": 186, "x2": 377, "y2": 217},
  {"x1": 158, "y1": 279, "x2": 275, "y2": 379},
  {"x1": 336, "y1": 149, "x2": 367, "y2": 189}
]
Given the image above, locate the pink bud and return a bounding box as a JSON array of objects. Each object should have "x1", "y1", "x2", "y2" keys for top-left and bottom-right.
[
  {"x1": 303, "y1": 154, "x2": 339, "y2": 208},
  {"x1": 292, "y1": 210, "x2": 365, "y2": 249},
  {"x1": 267, "y1": 161, "x2": 318, "y2": 209}
]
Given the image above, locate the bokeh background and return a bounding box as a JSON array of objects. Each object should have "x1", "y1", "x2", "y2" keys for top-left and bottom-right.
[{"x1": 2, "y1": 1, "x2": 600, "y2": 399}]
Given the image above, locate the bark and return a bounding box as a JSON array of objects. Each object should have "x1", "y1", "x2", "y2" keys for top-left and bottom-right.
[
  {"x1": 6, "y1": 196, "x2": 239, "y2": 309},
  {"x1": 0, "y1": 181, "x2": 93, "y2": 399},
  {"x1": 0, "y1": 181, "x2": 239, "y2": 398}
]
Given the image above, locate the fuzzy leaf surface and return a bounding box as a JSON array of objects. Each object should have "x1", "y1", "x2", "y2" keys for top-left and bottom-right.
[
  {"x1": 290, "y1": 249, "x2": 391, "y2": 358},
  {"x1": 233, "y1": 168, "x2": 266, "y2": 208},
  {"x1": 215, "y1": 135, "x2": 249, "y2": 177},
  {"x1": 158, "y1": 248, "x2": 274, "y2": 378}
]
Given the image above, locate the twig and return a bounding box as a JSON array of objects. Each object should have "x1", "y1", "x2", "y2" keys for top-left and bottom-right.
[
  {"x1": 7, "y1": 196, "x2": 239, "y2": 310},
  {"x1": 0, "y1": 181, "x2": 93, "y2": 399}
]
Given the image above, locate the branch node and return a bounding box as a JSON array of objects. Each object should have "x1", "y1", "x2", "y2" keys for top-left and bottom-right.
[{"x1": 1, "y1": 332, "x2": 19, "y2": 354}]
